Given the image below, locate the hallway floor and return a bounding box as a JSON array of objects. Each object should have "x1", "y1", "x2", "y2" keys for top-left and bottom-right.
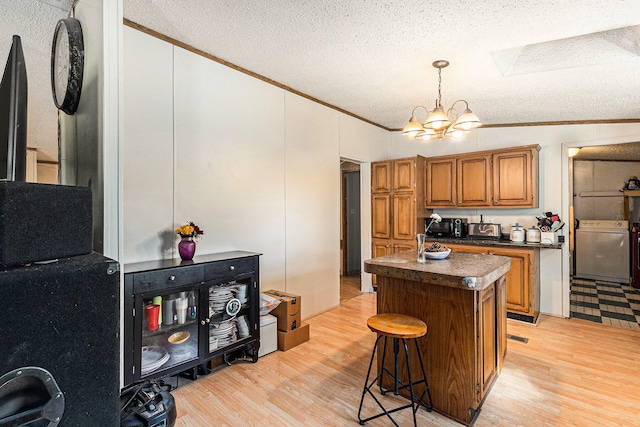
[
  {"x1": 570, "y1": 277, "x2": 640, "y2": 330},
  {"x1": 340, "y1": 275, "x2": 362, "y2": 303}
]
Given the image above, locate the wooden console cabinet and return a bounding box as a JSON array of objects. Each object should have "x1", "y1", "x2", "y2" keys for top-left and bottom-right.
[
  {"x1": 425, "y1": 144, "x2": 540, "y2": 209},
  {"x1": 446, "y1": 243, "x2": 540, "y2": 322}
]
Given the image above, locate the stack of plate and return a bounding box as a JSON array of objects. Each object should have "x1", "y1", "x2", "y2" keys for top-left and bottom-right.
[
  {"x1": 141, "y1": 346, "x2": 170, "y2": 375},
  {"x1": 209, "y1": 319, "x2": 237, "y2": 349},
  {"x1": 209, "y1": 287, "x2": 234, "y2": 315},
  {"x1": 234, "y1": 283, "x2": 248, "y2": 305}
]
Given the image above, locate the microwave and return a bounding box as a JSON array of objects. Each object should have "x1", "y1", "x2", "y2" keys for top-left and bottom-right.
[{"x1": 425, "y1": 218, "x2": 468, "y2": 237}]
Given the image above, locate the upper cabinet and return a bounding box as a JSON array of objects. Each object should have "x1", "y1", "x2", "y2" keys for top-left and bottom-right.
[
  {"x1": 393, "y1": 158, "x2": 416, "y2": 192},
  {"x1": 492, "y1": 148, "x2": 538, "y2": 207},
  {"x1": 372, "y1": 161, "x2": 392, "y2": 193},
  {"x1": 457, "y1": 154, "x2": 492, "y2": 207},
  {"x1": 425, "y1": 158, "x2": 456, "y2": 207},
  {"x1": 425, "y1": 144, "x2": 540, "y2": 209}
]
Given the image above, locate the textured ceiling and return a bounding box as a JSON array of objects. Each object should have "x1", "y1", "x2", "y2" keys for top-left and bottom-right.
[
  {"x1": 1, "y1": 0, "x2": 640, "y2": 163},
  {"x1": 122, "y1": 0, "x2": 640, "y2": 131},
  {"x1": 0, "y1": 0, "x2": 73, "y2": 161}
]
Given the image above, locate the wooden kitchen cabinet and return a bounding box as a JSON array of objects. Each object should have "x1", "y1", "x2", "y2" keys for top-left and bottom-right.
[
  {"x1": 392, "y1": 193, "x2": 416, "y2": 240},
  {"x1": 424, "y1": 144, "x2": 540, "y2": 209},
  {"x1": 371, "y1": 156, "x2": 427, "y2": 285},
  {"x1": 372, "y1": 161, "x2": 392, "y2": 193},
  {"x1": 393, "y1": 158, "x2": 415, "y2": 192},
  {"x1": 446, "y1": 242, "x2": 540, "y2": 322},
  {"x1": 478, "y1": 284, "x2": 497, "y2": 401},
  {"x1": 371, "y1": 156, "x2": 427, "y2": 244},
  {"x1": 425, "y1": 157, "x2": 456, "y2": 207},
  {"x1": 493, "y1": 146, "x2": 539, "y2": 207},
  {"x1": 457, "y1": 154, "x2": 492, "y2": 207},
  {"x1": 371, "y1": 194, "x2": 390, "y2": 239}
]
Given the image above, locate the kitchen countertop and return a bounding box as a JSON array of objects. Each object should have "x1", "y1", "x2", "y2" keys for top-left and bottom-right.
[
  {"x1": 425, "y1": 236, "x2": 564, "y2": 250},
  {"x1": 364, "y1": 250, "x2": 511, "y2": 291}
]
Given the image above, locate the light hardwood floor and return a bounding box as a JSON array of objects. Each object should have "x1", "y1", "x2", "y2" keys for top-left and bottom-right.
[
  {"x1": 340, "y1": 275, "x2": 363, "y2": 303},
  {"x1": 172, "y1": 293, "x2": 640, "y2": 426}
]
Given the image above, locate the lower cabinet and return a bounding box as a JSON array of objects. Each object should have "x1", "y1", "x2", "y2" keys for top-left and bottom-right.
[
  {"x1": 447, "y1": 243, "x2": 540, "y2": 322},
  {"x1": 371, "y1": 239, "x2": 417, "y2": 286},
  {"x1": 123, "y1": 252, "x2": 260, "y2": 386}
]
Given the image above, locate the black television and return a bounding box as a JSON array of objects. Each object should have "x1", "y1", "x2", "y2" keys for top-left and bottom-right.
[{"x1": 0, "y1": 35, "x2": 27, "y2": 181}]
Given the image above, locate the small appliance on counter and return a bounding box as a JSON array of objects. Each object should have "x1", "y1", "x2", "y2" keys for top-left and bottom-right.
[
  {"x1": 425, "y1": 217, "x2": 467, "y2": 237},
  {"x1": 510, "y1": 223, "x2": 525, "y2": 242},
  {"x1": 467, "y1": 223, "x2": 501, "y2": 240},
  {"x1": 526, "y1": 226, "x2": 541, "y2": 243}
]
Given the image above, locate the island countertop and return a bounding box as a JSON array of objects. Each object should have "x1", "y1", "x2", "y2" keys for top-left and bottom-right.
[{"x1": 364, "y1": 250, "x2": 511, "y2": 291}]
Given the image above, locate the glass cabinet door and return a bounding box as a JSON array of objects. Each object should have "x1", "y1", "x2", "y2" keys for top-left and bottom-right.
[
  {"x1": 137, "y1": 288, "x2": 200, "y2": 378},
  {"x1": 206, "y1": 278, "x2": 252, "y2": 355}
]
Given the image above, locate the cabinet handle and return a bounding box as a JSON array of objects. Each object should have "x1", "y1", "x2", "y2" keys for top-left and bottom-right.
[
  {"x1": 200, "y1": 320, "x2": 206, "y2": 325},
  {"x1": 169, "y1": 275, "x2": 176, "y2": 281},
  {"x1": 229, "y1": 266, "x2": 235, "y2": 271},
  {"x1": 205, "y1": 318, "x2": 210, "y2": 324}
]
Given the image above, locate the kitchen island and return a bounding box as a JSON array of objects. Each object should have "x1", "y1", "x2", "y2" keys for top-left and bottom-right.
[{"x1": 364, "y1": 250, "x2": 511, "y2": 426}]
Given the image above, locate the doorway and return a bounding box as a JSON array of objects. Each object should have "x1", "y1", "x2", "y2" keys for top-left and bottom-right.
[
  {"x1": 341, "y1": 161, "x2": 362, "y2": 302},
  {"x1": 568, "y1": 142, "x2": 640, "y2": 330}
]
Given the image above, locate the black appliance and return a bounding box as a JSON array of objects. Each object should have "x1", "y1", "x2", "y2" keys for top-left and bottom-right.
[
  {"x1": 120, "y1": 380, "x2": 176, "y2": 427},
  {"x1": 453, "y1": 218, "x2": 468, "y2": 238},
  {"x1": 425, "y1": 217, "x2": 467, "y2": 237}
]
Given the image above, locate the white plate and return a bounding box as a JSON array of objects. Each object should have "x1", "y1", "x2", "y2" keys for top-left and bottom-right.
[
  {"x1": 141, "y1": 346, "x2": 170, "y2": 374},
  {"x1": 425, "y1": 249, "x2": 451, "y2": 260}
]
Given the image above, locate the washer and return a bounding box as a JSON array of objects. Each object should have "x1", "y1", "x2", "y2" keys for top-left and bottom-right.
[{"x1": 575, "y1": 220, "x2": 629, "y2": 283}]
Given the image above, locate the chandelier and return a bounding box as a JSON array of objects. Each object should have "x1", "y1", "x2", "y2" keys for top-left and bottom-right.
[{"x1": 402, "y1": 60, "x2": 482, "y2": 141}]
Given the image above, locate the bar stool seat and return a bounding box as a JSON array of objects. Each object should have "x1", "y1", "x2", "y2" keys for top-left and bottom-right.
[{"x1": 357, "y1": 313, "x2": 432, "y2": 426}]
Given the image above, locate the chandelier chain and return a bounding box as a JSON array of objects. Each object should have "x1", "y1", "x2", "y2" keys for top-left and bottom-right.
[{"x1": 437, "y1": 67, "x2": 442, "y2": 107}]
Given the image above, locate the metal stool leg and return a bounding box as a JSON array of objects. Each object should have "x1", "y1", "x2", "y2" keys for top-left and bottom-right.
[{"x1": 358, "y1": 335, "x2": 432, "y2": 426}]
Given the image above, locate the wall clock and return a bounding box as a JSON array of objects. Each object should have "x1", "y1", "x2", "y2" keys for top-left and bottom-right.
[{"x1": 51, "y1": 18, "x2": 84, "y2": 115}]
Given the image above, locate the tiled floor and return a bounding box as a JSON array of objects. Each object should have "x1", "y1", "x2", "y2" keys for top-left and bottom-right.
[{"x1": 570, "y1": 277, "x2": 640, "y2": 330}]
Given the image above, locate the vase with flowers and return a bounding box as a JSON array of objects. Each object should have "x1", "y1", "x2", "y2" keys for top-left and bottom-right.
[
  {"x1": 175, "y1": 221, "x2": 204, "y2": 261},
  {"x1": 417, "y1": 213, "x2": 442, "y2": 262}
]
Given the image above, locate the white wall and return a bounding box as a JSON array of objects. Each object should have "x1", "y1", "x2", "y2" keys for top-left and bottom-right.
[
  {"x1": 123, "y1": 27, "x2": 389, "y2": 317},
  {"x1": 390, "y1": 123, "x2": 640, "y2": 316}
]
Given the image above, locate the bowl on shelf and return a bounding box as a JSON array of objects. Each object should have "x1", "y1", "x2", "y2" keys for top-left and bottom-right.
[
  {"x1": 424, "y1": 249, "x2": 451, "y2": 260},
  {"x1": 168, "y1": 331, "x2": 190, "y2": 345}
]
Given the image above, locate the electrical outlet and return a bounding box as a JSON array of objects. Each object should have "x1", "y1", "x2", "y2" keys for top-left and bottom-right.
[{"x1": 485, "y1": 218, "x2": 494, "y2": 223}]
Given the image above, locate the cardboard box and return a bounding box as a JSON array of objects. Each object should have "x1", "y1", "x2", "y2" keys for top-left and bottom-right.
[
  {"x1": 277, "y1": 323, "x2": 310, "y2": 351},
  {"x1": 263, "y1": 290, "x2": 302, "y2": 332}
]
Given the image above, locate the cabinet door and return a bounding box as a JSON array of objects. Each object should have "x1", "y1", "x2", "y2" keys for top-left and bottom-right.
[
  {"x1": 447, "y1": 243, "x2": 488, "y2": 255},
  {"x1": 393, "y1": 158, "x2": 415, "y2": 192},
  {"x1": 134, "y1": 286, "x2": 201, "y2": 382},
  {"x1": 392, "y1": 193, "x2": 416, "y2": 240},
  {"x1": 371, "y1": 240, "x2": 392, "y2": 286},
  {"x1": 392, "y1": 240, "x2": 417, "y2": 253},
  {"x1": 477, "y1": 284, "x2": 497, "y2": 402},
  {"x1": 426, "y1": 157, "x2": 456, "y2": 207},
  {"x1": 372, "y1": 161, "x2": 392, "y2": 193},
  {"x1": 488, "y1": 248, "x2": 531, "y2": 316},
  {"x1": 493, "y1": 149, "x2": 537, "y2": 207},
  {"x1": 457, "y1": 155, "x2": 491, "y2": 207},
  {"x1": 372, "y1": 194, "x2": 391, "y2": 239},
  {"x1": 372, "y1": 239, "x2": 392, "y2": 258}
]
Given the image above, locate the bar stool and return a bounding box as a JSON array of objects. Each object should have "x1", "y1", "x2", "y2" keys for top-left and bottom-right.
[{"x1": 357, "y1": 313, "x2": 432, "y2": 426}]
